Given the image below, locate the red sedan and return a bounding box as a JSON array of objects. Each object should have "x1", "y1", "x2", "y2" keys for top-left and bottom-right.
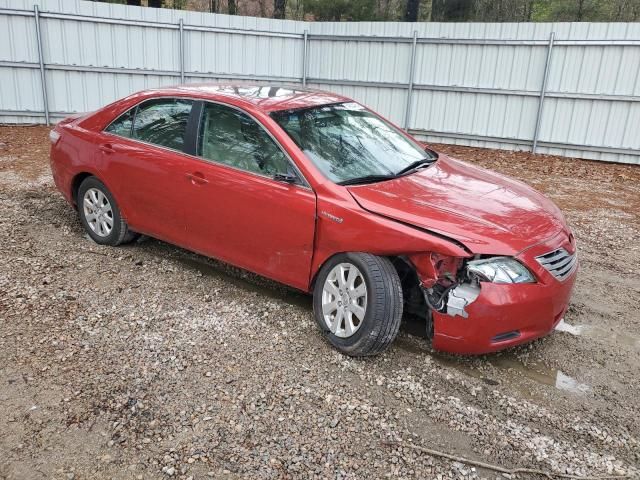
[{"x1": 49, "y1": 85, "x2": 577, "y2": 356}]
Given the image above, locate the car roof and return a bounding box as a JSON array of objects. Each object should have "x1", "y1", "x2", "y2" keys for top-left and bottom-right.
[{"x1": 145, "y1": 84, "x2": 351, "y2": 113}]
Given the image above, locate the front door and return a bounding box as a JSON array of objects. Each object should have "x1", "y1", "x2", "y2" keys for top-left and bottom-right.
[{"x1": 179, "y1": 101, "x2": 316, "y2": 291}]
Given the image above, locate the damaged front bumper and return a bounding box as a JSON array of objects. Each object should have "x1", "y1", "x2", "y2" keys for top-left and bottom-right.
[{"x1": 429, "y1": 231, "x2": 578, "y2": 355}]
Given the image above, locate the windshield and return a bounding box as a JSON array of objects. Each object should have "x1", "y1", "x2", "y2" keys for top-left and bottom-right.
[{"x1": 271, "y1": 102, "x2": 436, "y2": 184}]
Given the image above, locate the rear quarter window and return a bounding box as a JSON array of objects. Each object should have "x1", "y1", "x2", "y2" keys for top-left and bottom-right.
[{"x1": 105, "y1": 109, "x2": 134, "y2": 138}]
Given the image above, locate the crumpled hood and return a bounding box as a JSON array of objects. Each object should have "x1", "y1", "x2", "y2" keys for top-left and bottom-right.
[{"x1": 347, "y1": 155, "x2": 567, "y2": 255}]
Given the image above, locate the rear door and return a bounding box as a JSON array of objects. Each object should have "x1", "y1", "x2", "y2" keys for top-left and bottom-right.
[
  {"x1": 97, "y1": 97, "x2": 197, "y2": 244},
  {"x1": 179, "y1": 101, "x2": 316, "y2": 291}
]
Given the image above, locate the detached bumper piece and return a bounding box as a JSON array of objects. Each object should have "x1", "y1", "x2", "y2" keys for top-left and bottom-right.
[{"x1": 444, "y1": 283, "x2": 480, "y2": 318}]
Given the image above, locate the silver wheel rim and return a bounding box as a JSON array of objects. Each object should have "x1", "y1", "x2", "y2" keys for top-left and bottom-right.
[
  {"x1": 83, "y1": 187, "x2": 114, "y2": 238},
  {"x1": 321, "y1": 263, "x2": 367, "y2": 338}
]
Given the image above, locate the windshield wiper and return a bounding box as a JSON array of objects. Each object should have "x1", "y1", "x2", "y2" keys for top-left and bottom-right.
[
  {"x1": 338, "y1": 174, "x2": 396, "y2": 186},
  {"x1": 338, "y1": 156, "x2": 437, "y2": 186},
  {"x1": 394, "y1": 158, "x2": 436, "y2": 177}
]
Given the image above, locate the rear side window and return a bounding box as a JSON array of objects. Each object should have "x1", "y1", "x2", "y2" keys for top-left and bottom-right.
[{"x1": 132, "y1": 98, "x2": 193, "y2": 151}]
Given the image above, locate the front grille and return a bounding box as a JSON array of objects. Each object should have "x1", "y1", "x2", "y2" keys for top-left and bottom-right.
[{"x1": 535, "y1": 248, "x2": 577, "y2": 281}]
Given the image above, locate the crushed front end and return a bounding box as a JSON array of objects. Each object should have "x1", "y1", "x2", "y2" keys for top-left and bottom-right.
[{"x1": 409, "y1": 230, "x2": 577, "y2": 355}]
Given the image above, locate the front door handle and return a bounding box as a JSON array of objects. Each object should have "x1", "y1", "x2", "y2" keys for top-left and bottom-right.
[
  {"x1": 99, "y1": 143, "x2": 115, "y2": 154},
  {"x1": 186, "y1": 172, "x2": 208, "y2": 185}
]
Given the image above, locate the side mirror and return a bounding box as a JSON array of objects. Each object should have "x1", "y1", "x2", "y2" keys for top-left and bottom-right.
[{"x1": 273, "y1": 172, "x2": 299, "y2": 184}]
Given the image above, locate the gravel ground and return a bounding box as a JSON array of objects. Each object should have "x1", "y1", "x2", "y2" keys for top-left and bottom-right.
[{"x1": 1, "y1": 125, "x2": 639, "y2": 480}]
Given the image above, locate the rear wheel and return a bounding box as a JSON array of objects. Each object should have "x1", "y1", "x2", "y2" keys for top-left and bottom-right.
[
  {"x1": 313, "y1": 253, "x2": 403, "y2": 356},
  {"x1": 77, "y1": 176, "x2": 138, "y2": 246}
]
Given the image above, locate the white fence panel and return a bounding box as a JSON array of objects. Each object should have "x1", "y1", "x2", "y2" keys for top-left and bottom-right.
[
  {"x1": 0, "y1": 0, "x2": 639, "y2": 164},
  {"x1": 185, "y1": 30, "x2": 303, "y2": 80}
]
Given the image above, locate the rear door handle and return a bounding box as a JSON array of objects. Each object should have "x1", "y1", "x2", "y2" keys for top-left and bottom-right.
[
  {"x1": 186, "y1": 172, "x2": 208, "y2": 185},
  {"x1": 99, "y1": 143, "x2": 115, "y2": 154}
]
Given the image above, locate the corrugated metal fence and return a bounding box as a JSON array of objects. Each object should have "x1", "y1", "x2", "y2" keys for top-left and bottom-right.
[{"x1": 1, "y1": 0, "x2": 639, "y2": 164}]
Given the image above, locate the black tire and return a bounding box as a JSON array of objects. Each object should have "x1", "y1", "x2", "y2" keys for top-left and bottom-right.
[
  {"x1": 77, "y1": 176, "x2": 138, "y2": 246},
  {"x1": 312, "y1": 253, "x2": 403, "y2": 357}
]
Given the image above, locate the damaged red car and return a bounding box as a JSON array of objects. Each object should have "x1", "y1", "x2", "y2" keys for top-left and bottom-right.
[{"x1": 49, "y1": 85, "x2": 577, "y2": 356}]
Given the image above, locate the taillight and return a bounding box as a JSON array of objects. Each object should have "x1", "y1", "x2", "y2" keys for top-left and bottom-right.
[{"x1": 49, "y1": 129, "x2": 61, "y2": 145}]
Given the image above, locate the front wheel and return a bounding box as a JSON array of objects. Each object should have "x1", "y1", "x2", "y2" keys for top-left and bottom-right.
[{"x1": 313, "y1": 253, "x2": 403, "y2": 356}]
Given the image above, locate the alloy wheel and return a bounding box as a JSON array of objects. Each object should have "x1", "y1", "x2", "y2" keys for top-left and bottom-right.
[
  {"x1": 83, "y1": 187, "x2": 114, "y2": 237},
  {"x1": 321, "y1": 262, "x2": 368, "y2": 338}
]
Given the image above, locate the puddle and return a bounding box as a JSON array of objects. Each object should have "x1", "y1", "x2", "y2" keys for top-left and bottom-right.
[
  {"x1": 170, "y1": 251, "x2": 312, "y2": 310},
  {"x1": 556, "y1": 319, "x2": 639, "y2": 349},
  {"x1": 555, "y1": 318, "x2": 587, "y2": 336},
  {"x1": 487, "y1": 356, "x2": 590, "y2": 395},
  {"x1": 555, "y1": 371, "x2": 590, "y2": 394},
  {"x1": 396, "y1": 335, "x2": 590, "y2": 395}
]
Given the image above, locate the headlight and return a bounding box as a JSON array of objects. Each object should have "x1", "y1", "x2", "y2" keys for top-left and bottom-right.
[{"x1": 467, "y1": 257, "x2": 535, "y2": 284}]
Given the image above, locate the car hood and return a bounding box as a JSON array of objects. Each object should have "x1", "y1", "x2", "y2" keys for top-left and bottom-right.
[{"x1": 346, "y1": 155, "x2": 567, "y2": 255}]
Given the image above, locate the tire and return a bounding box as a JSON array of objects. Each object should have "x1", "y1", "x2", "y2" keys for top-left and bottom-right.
[
  {"x1": 313, "y1": 253, "x2": 403, "y2": 356},
  {"x1": 77, "y1": 176, "x2": 138, "y2": 246}
]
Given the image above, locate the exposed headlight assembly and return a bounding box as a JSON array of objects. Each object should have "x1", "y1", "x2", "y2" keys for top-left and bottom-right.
[{"x1": 466, "y1": 257, "x2": 535, "y2": 284}]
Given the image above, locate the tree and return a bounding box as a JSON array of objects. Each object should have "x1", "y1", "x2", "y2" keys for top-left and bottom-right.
[
  {"x1": 258, "y1": 0, "x2": 267, "y2": 17},
  {"x1": 472, "y1": 0, "x2": 533, "y2": 21},
  {"x1": 346, "y1": 0, "x2": 378, "y2": 19},
  {"x1": 431, "y1": 0, "x2": 474, "y2": 20},
  {"x1": 304, "y1": 0, "x2": 378, "y2": 20},
  {"x1": 94, "y1": 0, "x2": 640, "y2": 22},
  {"x1": 404, "y1": 0, "x2": 420, "y2": 21},
  {"x1": 303, "y1": 0, "x2": 348, "y2": 20},
  {"x1": 274, "y1": 0, "x2": 286, "y2": 18},
  {"x1": 531, "y1": 0, "x2": 594, "y2": 21}
]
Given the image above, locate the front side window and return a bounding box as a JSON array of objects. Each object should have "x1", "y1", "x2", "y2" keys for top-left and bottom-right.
[
  {"x1": 271, "y1": 102, "x2": 434, "y2": 184},
  {"x1": 197, "y1": 102, "x2": 290, "y2": 177},
  {"x1": 132, "y1": 98, "x2": 193, "y2": 151}
]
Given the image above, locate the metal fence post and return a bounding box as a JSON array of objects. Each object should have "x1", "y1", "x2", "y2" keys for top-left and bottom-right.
[
  {"x1": 403, "y1": 30, "x2": 418, "y2": 130},
  {"x1": 302, "y1": 29, "x2": 308, "y2": 86},
  {"x1": 34, "y1": 5, "x2": 50, "y2": 125},
  {"x1": 532, "y1": 31, "x2": 555, "y2": 153},
  {"x1": 179, "y1": 18, "x2": 185, "y2": 83}
]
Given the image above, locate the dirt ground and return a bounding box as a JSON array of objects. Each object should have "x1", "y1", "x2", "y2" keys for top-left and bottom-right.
[{"x1": 0, "y1": 125, "x2": 639, "y2": 480}]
